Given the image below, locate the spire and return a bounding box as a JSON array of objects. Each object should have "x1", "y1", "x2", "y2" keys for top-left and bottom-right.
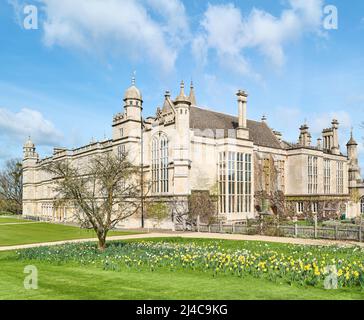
[
  {"x1": 347, "y1": 127, "x2": 358, "y2": 146},
  {"x1": 189, "y1": 81, "x2": 197, "y2": 105},
  {"x1": 175, "y1": 80, "x2": 191, "y2": 105},
  {"x1": 162, "y1": 90, "x2": 172, "y2": 113},
  {"x1": 180, "y1": 80, "x2": 185, "y2": 96}
]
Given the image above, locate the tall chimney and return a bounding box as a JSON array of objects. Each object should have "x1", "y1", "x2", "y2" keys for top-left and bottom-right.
[
  {"x1": 236, "y1": 90, "x2": 249, "y2": 140},
  {"x1": 298, "y1": 123, "x2": 311, "y2": 147},
  {"x1": 237, "y1": 90, "x2": 248, "y2": 128},
  {"x1": 331, "y1": 119, "x2": 340, "y2": 155}
]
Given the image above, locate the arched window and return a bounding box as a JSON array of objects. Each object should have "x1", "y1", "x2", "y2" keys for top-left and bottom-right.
[
  {"x1": 152, "y1": 134, "x2": 169, "y2": 194},
  {"x1": 361, "y1": 197, "x2": 364, "y2": 214}
]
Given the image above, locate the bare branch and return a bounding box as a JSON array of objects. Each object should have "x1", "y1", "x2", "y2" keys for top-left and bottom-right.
[{"x1": 44, "y1": 152, "x2": 142, "y2": 250}]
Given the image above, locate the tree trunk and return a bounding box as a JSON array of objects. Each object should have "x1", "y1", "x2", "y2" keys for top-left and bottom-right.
[
  {"x1": 97, "y1": 229, "x2": 107, "y2": 251},
  {"x1": 98, "y1": 236, "x2": 106, "y2": 251}
]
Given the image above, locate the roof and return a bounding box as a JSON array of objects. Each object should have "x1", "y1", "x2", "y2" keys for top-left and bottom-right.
[
  {"x1": 24, "y1": 137, "x2": 35, "y2": 148},
  {"x1": 124, "y1": 85, "x2": 142, "y2": 101},
  {"x1": 189, "y1": 106, "x2": 282, "y2": 149},
  {"x1": 347, "y1": 132, "x2": 358, "y2": 146}
]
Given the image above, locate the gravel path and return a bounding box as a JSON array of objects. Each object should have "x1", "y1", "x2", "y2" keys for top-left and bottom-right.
[{"x1": 1, "y1": 231, "x2": 363, "y2": 252}]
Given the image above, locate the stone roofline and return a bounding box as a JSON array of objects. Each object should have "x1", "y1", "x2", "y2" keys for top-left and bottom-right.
[
  {"x1": 284, "y1": 142, "x2": 347, "y2": 157},
  {"x1": 37, "y1": 140, "x2": 113, "y2": 165}
]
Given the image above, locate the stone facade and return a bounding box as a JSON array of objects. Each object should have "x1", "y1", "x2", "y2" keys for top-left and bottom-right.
[{"x1": 22, "y1": 79, "x2": 364, "y2": 227}]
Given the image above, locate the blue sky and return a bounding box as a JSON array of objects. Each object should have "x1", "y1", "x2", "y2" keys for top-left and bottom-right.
[{"x1": 0, "y1": 0, "x2": 364, "y2": 169}]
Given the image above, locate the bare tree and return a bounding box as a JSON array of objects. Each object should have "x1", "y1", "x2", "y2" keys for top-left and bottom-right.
[
  {"x1": 254, "y1": 154, "x2": 286, "y2": 218},
  {"x1": 146, "y1": 200, "x2": 169, "y2": 229},
  {"x1": 170, "y1": 196, "x2": 189, "y2": 228},
  {"x1": 188, "y1": 191, "x2": 217, "y2": 225},
  {"x1": 0, "y1": 159, "x2": 23, "y2": 214},
  {"x1": 45, "y1": 152, "x2": 142, "y2": 250}
]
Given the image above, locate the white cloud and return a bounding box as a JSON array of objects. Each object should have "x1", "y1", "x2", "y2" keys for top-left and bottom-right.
[
  {"x1": 39, "y1": 0, "x2": 189, "y2": 72},
  {"x1": 0, "y1": 108, "x2": 63, "y2": 146},
  {"x1": 310, "y1": 111, "x2": 352, "y2": 135},
  {"x1": 7, "y1": 0, "x2": 23, "y2": 27},
  {"x1": 145, "y1": 0, "x2": 190, "y2": 47},
  {"x1": 267, "y1": 107, "x2": 353, "y2": 149},
  {"x1": 193, "y1": 0, "x2": 324, "y2": 75}
]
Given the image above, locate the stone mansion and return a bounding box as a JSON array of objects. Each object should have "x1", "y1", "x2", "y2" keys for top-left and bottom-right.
[{"x1": 22, "y1": 79, "x2": 364, "y2": 228}]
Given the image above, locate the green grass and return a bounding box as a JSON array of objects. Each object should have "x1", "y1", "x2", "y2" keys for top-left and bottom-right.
[
  {"x1": 1, "y1": 237, "x2": 364, "y2": 300},
  {"x1": 0, "y1": 250, "x2": 363, "y2": 300},
  {"x1": 0, "y1": 222, "x2": 139, "y2": 247},
  {"x1": 0, "y1": 217, "x2": 34, "y2": 224}
]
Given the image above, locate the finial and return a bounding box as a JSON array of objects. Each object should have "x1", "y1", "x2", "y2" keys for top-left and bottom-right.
[
  {"x1": 189, "y1": 80, "x2": 197, "y2": 105},
  {"x1": 180, "y1": 80, "x2": 185, "y2": 96},
  {"x1": 351, "y1": 127, "x2": 354, "y2": 138},
  {"x1": 132, "y1": 71, "x2": 136, "y2": 86},
  {"x1": 262, "y1": 115, "x2": 267, "y2": 122}
]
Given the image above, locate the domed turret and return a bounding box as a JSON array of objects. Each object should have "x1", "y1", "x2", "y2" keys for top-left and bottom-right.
[
  {"x1": 123, "y1": 75, "x2": 143, "y2": 121},
  {"x1": 124, "y1": 76, "x2": 142, "y2": 102},
  {"x1": 23, "y1": 136, "x2": 37, "y2": 159},
  {"x1": 24, "y1": 137, "x2": 35, "y2": 149},
  {"x1": 347, "y1": 130, "x2": 358, "y2": 147}
]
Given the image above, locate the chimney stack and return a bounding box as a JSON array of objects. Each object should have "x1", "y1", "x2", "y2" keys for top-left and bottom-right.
[
  {"x1": 298, "y1": 123, "x2": 311, "y2": 147},
  {"x1": 331, "y1": 119, "x2": 340, "y2": 155},
  {"x1": 237, "y1": 90, "x2": 248, "y2": 128},
  {"x1": 236, "y1": 90, "x2": 249, "y2": 140}
]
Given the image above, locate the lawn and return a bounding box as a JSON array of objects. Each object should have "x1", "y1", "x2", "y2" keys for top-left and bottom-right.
[
  {"x1": 0, "y1": 217, "x2": 34, "y2": 224},
  {"x1": 0, "y1": 222, "x2": 139, "y2": 247},
  {"x1": 1, "y1": 237, "x2": 364, "y2": 300}
]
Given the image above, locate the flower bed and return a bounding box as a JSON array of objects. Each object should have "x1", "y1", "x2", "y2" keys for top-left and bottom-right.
[{"x1": 16, "y1": 240, "x2": 364, "y2": 288}]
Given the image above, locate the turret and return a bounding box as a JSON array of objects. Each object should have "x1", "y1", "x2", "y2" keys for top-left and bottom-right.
[
  {"x1": 23, "y1": 137, "x2": 38, "y2": 161},
  {"x1": 347, "y1": 129, "x2": 361, "y2": 183},
  {"x1": 22, "y1": 137, "x2": 38, "y2": 216},
  {"x1": 175, "y1": 81, "x2": 191, "y2": 130},
  {"x1": 173, "y1": 81, "x2": 191, "y2": 195},
  {"x1": 112, "y1": 76, "x2": 143, "y2": 164},
  {"x1": 123, "y1": 76, "x2": 143, "y2": 121}
]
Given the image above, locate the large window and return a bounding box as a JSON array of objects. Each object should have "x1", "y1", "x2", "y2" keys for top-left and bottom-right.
[
  {"x1": 297, "y1": 202, "x2": 304, "y2": 214},
  {"x1": 336, "y1": 161, "x2": 344, "y2": 194},
  {"x1": 152, "y1": 134, "x2": 169, "y2": 194},
  {"x1": 117, "y1": 144, "x2": 126, "y2": 159},
  {"x1": 218, "y1": 152, "x2": 252, "y2": 214},
  {"x1": 324, "y1": 159, "x2": 331, "y2": 194},
  {"x1": 311, "y1": 202, "x2": 318, "y2": 214},
  {"x1": 308, "y1": 156, "x2": 318, "y2": 194}
]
